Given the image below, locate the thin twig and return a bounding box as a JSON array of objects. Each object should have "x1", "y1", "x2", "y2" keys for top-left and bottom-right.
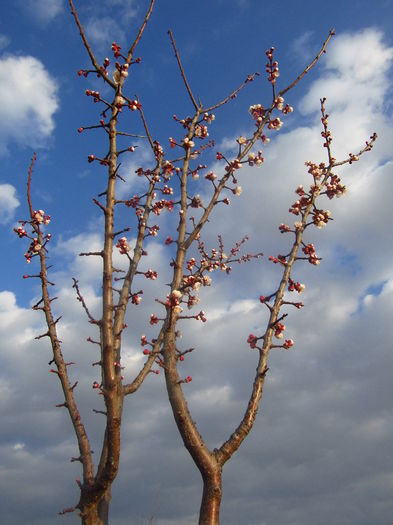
[
  {"x1": 168, "y1": 30, "x2": 199, "y2": 111},
  {"x1": 279, "y1": 28, "x2": 335, "y2": 97},
  {"x1": 127, "y1": 0, "x2": 155, "y2": 62},
  {"x1": 69, "y1": 0, "x2": 116, "y2": 89},
  {"x1": 26, "y1": 153, "x2": 37, "y2": 217},
  {"x1": 72, "y1": 278, "x2": 100, "y2": 325},
  {"x1": 205, "y1": 72, "x2": 260, "y2": 112},
  {"x1": 136, "y1": 95, "x2": 155, "y2": 150}
]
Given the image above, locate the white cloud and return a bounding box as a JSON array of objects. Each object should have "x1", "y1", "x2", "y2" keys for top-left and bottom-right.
[
  {"x1": 85, "y1": 16, "x2": 126, "y2": 50},
  {"x1": 299, "y1": 29, "x2": 393, "y2": 154},
  {"x1": 21, "y1": 0, "x2": 64, "y2": 24},
  {"x1": 84, "y1": 1, "x2": 139, "y2": 50},
  {"x1": 290, "y1": 30, "x2": 315, "y2": 62},
  {"x1": 107, "y1": 0, "x2": 138, "y2": 21},
  {"x1": 116, "y1": 145, "x2": 155, "y2": 198},
  {"x1": 0, "y1": 184, "x2": 19, "y2": 223},
  {"x1": 0, "y1": 55, "x2": 59, "y2": 155}
]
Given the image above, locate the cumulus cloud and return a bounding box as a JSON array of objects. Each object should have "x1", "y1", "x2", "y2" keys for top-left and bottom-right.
[
  {"x1": 0, "y1": 184, "x2": 19, "y2": 223},
  {"x1": 299, "y1": 29, "x2": 393, "y2": 154},
  {"x1": 0, "y1": 55, "x2": 59, "y2": 155}
]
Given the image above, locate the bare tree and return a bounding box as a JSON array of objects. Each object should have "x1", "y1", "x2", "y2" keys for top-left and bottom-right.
[{"x1": 13, "y1": 1, "x2": 377, "y2": 524}]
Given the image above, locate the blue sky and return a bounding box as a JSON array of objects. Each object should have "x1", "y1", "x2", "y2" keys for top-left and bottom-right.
[{"x1": 1, "y1": 1, "x2": 393, "y2": 524}]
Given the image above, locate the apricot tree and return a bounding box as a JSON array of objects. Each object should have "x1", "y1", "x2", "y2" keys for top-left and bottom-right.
[{"x1": 13, "y1": 1, "x2": 376, "y2": 524}]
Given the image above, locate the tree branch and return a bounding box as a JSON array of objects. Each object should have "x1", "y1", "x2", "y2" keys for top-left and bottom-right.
[{"x1": 168, "y1": 30, "x2": 199, "y2": 111}]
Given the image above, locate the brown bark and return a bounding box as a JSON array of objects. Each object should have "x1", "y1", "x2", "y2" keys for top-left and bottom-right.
[
  {"x1": 198, "y1": 468, "x2": 223, "y2": 525},
  {"x1": 97, "y1": 487, "x2": 111, "y2": 525},
  {"x1": 81, "y1": 507, "x2": 101, "y2": 525}
]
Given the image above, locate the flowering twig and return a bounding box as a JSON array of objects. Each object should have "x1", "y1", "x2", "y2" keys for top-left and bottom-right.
[{"x1": 69, "y1": 0, "x2": 116, "y2": 89}]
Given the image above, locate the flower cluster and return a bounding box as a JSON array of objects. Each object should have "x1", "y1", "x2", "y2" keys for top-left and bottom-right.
[
  {"x1": 182, "y1": 273, "x2": 212, "y2": 292},
  {"x1": 14, "y1": 226, "x2": 27, "y2": 238},
  {"x1": 24, "y1": 238, "x2": 43, "y2": 263},
  {"x1": 312, "y1": 209, "x2": 331, "y2": 228},
  {"x1": 265, "y1": 47, "x2": 279, "y2": 84},
  {"x1": 268, "y1": 117, "x2": 283, "y2": 130},
  {"x1": 151, "y1": 199, "x2": 175, "y2": 215},
  {"x1": 289, "y1": 195, "x2": 310, "y2": 216},
  {"x1": 173, "y1": 115, "x2": 192, "y2": 128},
  {"x1": 131, "y1": 293, "x2": 142, "y2": 305},
  {"x1": 85, "y1": 89, "x2": 100, "y2": 103},
  {"x1": 150, "y1": 314, "x2": 159, "y2": 325},
  {"x1": 33, "y1": 209, "x2": 50, "y2": 225},
  {"x1": 125, "y1": 195, "x2": 140, "y2": 208},
  {"x1": 113, "y1": 63, "x2": 129, "y2": 83},
  {"x1": 203, "y1": 112, "x2": 215, "y2": 124},
  {"x1": 279, "y1": 99, "x2": 294, "y2": 115},
  {"x1": 129, "y1": 99, "x2": 141, "y2": 111},
  {"x1": 165, "y1": 290, "x2": 183, "y2": 314},
  {"x1": 321, "y1": 123, "x2": 332, "y2": 148},
  {"x1": 144, "y1": 269, "x2": 158, "y2": 280},
  {"x1": 247, "y1": 151, "x2": 264, "y2": 166},
  {"x1": 195, "y1": 124, "x2": 209, "y2": 138},
  {"x1": 153, "y1": 141, "x2": 164, "y2": 160},
  {"x1": 274, "y1": 322, "x2": 285, "y2": 339},
  {"x1": 190, "y1": 195, "x2": 203, "y2": 208},
  {"x1": 162, "y1": 184, "x2": 174, "y2": 195},
  {"x1": 273, "y1": 96, "x2": 293, "y2": 114},
  {"x1": 116, "y1": 237, "x2": 131, "y2": 254},
  {"x1": 182, "y1": 137, "x2": 195, "y2": 149},
  {"x1": 279, "y1": 223, "x2": 291, "y2": 233},
  {"x1": 249, "y1": 104, "x2": 266, "y2": 124},
  {"x1": 225, "y1": 159, "x2": 242, "y2": 173},
  {"x1": 187, "y1": 294, "x2": 200, "y2": 309},
  {"x1": 111, "y1": 42, "x2": 121, "y2": 58},
  {"x1": 288, "y1": 278, "x2": 305, "y2": 293},
  {"x1": 306, "y1": 161, "x2": 325, "y2": 181},
  {"x1": 205, "y1": 171, "x2": 217, "y2": 182},
  {"x1": 195, "y1": 310, "x2": 207, "y2": 322},
  {"x1": 269, "y1": 254, "x2": 287, "y2": 266},
  {"x1": 148, "y1": 225, "x2": 160, "y2": 237},
  {"x1": 325, "y1": 174, "x2": 346, "y2": 199},
  {"x1": 302, "y1": 243, "x2": 320, "y2": 265},
  {"x1": 247, "y1": 334, "x2": 258, "y2": 349}
]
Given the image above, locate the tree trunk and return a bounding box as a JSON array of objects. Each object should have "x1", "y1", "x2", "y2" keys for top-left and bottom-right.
[
  {"x1": 198, "y1": 468, "x2": 223, "y2": 525},
  {"x1": 80, "y1": 486, "x2": 111, "y2": 525},
  {"x1": 81, "y1": 505, "x2": 102, "y2": 525},
  {"x1": 98, "y1": 486, "x2": 111, "y2": 524}
]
